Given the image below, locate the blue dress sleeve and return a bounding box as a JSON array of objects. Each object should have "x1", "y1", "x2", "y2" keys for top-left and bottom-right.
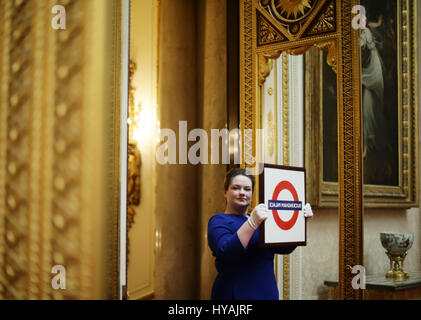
[{"x1": 207, "y1": 215, "x2": 249, "y2": 260}]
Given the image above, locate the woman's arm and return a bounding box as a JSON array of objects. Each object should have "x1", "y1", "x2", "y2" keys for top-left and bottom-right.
[
  {"x1": 237, "y1": 203, "x2": 269, "y2": 248},
  {"x1": 236, "y1": 220, "x2": 255, "y2": 248},
  {"x1": 208, "y1": 215, "x2": 250, "y2": 260},
  {"x1": 208, "y1": 206, "x2": 268, "y2": 259}
]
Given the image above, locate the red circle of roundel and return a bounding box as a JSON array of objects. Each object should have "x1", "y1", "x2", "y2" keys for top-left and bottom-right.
[{"x1": 271, "y1": 180, "x2": 299, "y2": 230}]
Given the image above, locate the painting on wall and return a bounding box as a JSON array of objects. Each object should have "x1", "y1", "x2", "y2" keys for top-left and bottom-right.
[{"x1": 306, "y1": 0, "x2": 418, "y2": 208}]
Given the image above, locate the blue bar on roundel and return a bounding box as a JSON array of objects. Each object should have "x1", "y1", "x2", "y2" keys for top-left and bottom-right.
[{"x1": 268, "y1": 200, "x2": 302, "y2": 210}]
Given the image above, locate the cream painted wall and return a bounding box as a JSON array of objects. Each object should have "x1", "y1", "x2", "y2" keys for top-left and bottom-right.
[{"x1": 301, "y1": 208, "x2": 339, "y2": 299}]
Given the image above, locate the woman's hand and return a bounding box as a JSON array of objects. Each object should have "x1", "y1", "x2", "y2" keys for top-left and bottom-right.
[
  {"x1": 248, "y1": 203, "x2": 269, "y2": 229},
  {"x1": 303, "y1": 203, "x2": 313, "y2": 220}
]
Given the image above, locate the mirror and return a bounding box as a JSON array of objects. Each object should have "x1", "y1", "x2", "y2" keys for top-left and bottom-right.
[
  {"x1": 239, "y1": 0, "x2": 364, "y2": 299},
  {"x1": 257, "y1": 49, "x2": 339, "y2": 299}
]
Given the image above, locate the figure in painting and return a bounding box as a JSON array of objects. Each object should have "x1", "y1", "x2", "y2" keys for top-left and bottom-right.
[
  {"x1": 360, "y1": 13, "x2": 387, "y2": 158},
  {"x1": 322, "y1": 1, "x2": 398, "y2": 187},
  {"x1": 359, "y1": 2, "x2": 397, "y2": 186}
]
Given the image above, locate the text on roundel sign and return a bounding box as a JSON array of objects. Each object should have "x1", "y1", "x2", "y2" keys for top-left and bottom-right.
[{"x1": 269, "y1": 180, "x2": 302, "y2": 230}]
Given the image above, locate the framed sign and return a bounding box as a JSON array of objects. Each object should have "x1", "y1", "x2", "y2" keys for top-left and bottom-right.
[{"x1": 259, "y1": 163, "x2": 306, "y2": 248}]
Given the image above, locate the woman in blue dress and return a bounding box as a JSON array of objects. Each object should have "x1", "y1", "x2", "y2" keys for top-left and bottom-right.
[{"x1": 207, "y1": 168, "x2": 313, "y2": 300}]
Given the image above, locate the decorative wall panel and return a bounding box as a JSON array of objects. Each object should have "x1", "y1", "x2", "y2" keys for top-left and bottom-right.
[{"x1": 0, "y1": 0, "x2": 123, "y2": 299}]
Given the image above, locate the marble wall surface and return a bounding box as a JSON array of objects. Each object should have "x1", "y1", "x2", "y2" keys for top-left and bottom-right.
[
  {"x1": 196, "y1": 0, "x2": 227, "y2": 300},
  {"x1": 154, "y1": 0, "x2": 198, "y2": 299},
  {"x1": 301, "y1": 207, "x2": 421, "y2": 299}
]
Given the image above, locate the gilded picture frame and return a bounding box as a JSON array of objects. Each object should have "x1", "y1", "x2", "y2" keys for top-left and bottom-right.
[{"x1": 305, "y1": 0, "x2": 418, "y2": 208}]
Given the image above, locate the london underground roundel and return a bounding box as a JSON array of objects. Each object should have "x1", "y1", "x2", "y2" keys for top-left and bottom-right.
[{"x1": 269, "y1": 180, "x2": 302, "y2": 230}]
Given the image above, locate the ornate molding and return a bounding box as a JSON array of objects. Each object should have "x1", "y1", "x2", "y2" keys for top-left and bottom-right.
[
  {"x1": 257, "y1": 11, "x2": 286, "y2": 46},
  {"x1": 267, "y1": 111, "x2": 275, "y2": 157},
  {"x1": 127, "y1": 60, "x2": 141, "y2": 234},
  {"x1": 258, "y1": 51, "x2": 281, "y2": 86},
  {"x1": 259, "y1": 0, "x2": 318, "y2": 36},
  {"x1": 281, "y1": 52, "x2": 290, "y2": 299},
  {"x1": 3, "y1": 0, "x2": 33, "y2": 299},
  {"x1": 240, "y1": 0, "x2": 255, "y2": 171},
  {"x1": 305, "y1": 0, "x2": 335, "y2": 36},
  {"x1": 127, "y1": 142, "x2": 141, "y2": 230},
  {"x1": 0, "y1": 0, "x2": 123, "y2": 300},
  {"x1": 52, "y1": 0, "x2": 85, "y2": 299},
  {"x1": 314, "y1": 40, "x2": 337, "y2": 72},
  {"x1": 282, "y1": 53, "x2": 289, "y2": 166},
  {"x1": 256, "y1": 0, "x2": 337, "y2": 48},
  {"x1": 337, "y1": 0, "x2": 363, "y2": 300},
  {"x1": 284, "y1": 45, "x2": 311, "y2": 56},
  {"x1": 0, "y1": 0, "x2": 7, "y2": 300}
]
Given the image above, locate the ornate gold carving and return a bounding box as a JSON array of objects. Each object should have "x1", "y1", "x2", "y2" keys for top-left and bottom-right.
[
  {"x1": 306, "y1": 0, "x2": 335, "y2": 35},
  {"x1": 258, "y1": 0, "x2": 323, "y2": 40},
  {"x1": 284, "y1": 45, "x2": 311, "y2": 55},
  {"x1": 258, "y1": 55, "x2": 269, "y2": 86},
  {"x1": 127, "y1": 60, "x2": 141, "y2": 233},
  {"x1": 3, "y1": 0, "x2": 33, "y2": 299},
  {"x1": 258, "y1": 51, "x2": 281, "y2": 86},
  {"x1": 267, "y1": 111, "x2": 275, "y2": 157},
  {"x1": 256, "y1": 0, "x2": 338, "y2": 50},
  {"x1": 128, "y1": 142, "x2": 141, "y2": 229},
  {"x1": 260, "y1": 0, "x2": 316, "y2": 23},
  {"x1": 401, "y1": 0, "x2": 418, "y2": 205},
  {"x1": 29, "y1": 0, "x2": 49, "y2": 299},
  {"x1": 52, "y1": 0, "x2": 85, "y2": 300},
  {"x1": 282, "y1": 53, "x2": 289, "y2": 165},
  {"x1": 314, "y1": 40, "x2": 337, "y2": 72},
  {"x1": 128, "y1": 61, "x2": 138, "y2": 139},
  {"x1": 240, "y1": 0, "x2": 255, "y2": 170},
  {"x1": 281, "y1": 52, "x2": 290, "y2": 300},
  {"x1": 337, "y1": 0, "x2": 363, "y2": 300},
  {"x1": 274, "y1": 61, "x2": 279, "y2": 166},
  {"x1": 257, "y1": 11, "x2": 285, "y2": 46},
  {"x1": 0, "y1": 0, "x2": 122, "y2": 300},
  {"x1": 283, "y1": 255, "x2": 290, "y2": 299}
]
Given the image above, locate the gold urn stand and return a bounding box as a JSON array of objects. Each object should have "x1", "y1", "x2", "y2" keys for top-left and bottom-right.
[{"x1": 385, "y1": 252, "x2": 409, "y2": 280}]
